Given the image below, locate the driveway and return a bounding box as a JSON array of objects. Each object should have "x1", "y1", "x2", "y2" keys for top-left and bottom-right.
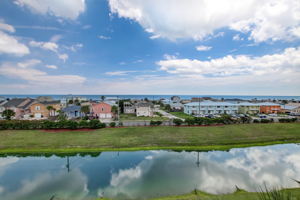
[{"x1": 156, "y1": 109, "x2": 184, "y2": 121}]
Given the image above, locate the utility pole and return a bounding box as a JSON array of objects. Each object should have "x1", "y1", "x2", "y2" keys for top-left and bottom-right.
[
  {"x1": 117, "y1": 96, "x2": 120, "y2": 124},
  {"x1": 198, "y1": 96, "x2": 201, "y2": 117}
]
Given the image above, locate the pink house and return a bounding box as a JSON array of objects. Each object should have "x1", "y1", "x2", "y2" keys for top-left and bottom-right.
[{"x1": 91, "y1": 102, "x2": 113, "y2": 119}]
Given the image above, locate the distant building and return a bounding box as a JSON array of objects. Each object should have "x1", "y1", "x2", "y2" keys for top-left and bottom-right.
[
  {"x1": 171, "y1": 96, "x2": 180, "y2": 103},
  {"x1": 135, "y1": 102, "x2": 154, "y2": 117},
  {"x1": 62, "y1": 105, "x2": 84, "y2": 119},
  {"x1": 91, "y1": 102, "x2": 113, "y2": 119},
  {"x1": 281, "y1": 105, "x2": 300, "y2": 114},
  {"x1": 170, "y1": 102, "x2": 183, "y2": 111},
  {"x1": 258, "y1": 102, "x2": 281, "y2": 114},
  {"x1": 36, "y1": 96, "x2": 53, "y2": 102},
  {"x1": 123, "y1": 102, "x2": 135, "y2": 114},
  {"x1": 184, "y1": 101, "x2": 238, "y2": 115},
  {"x1": 237, "y1": 102, "x2": 260, "y2": 114},
  {"x1": 3, "y1": 98, "x2": 35, "y2": 119},
  {"x1": 30, "y1": 100, "x2": 61, "y2": 119}
]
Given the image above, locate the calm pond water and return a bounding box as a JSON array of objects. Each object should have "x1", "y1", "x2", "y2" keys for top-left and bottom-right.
[{"x1": 0, "y1": 144, "x2": 300, "y2": 200}]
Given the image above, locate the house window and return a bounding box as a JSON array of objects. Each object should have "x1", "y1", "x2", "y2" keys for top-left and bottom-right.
[
  {"x1": 35, "y1": 106, "x2": 40, "y2": 111},
  {"x1": 101, "y1": 107, "x2": 104, "y2": 112}
]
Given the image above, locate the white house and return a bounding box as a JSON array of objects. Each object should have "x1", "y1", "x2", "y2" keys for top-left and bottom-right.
[
  {"x1": 135, "y1": 102, "x2": 153, "y2": 117},
  {"x1": 184, "y1": 101, "x2": 238, "y2": 115}
]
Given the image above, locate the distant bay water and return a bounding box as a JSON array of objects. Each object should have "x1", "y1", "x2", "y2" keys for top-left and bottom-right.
[{"x1": 0, "y1": 94, "x2": 299, "y2": 101}]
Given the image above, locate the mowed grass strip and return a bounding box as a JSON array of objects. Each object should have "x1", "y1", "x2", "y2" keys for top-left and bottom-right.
[{"x1": 0, "y1": 123, "x2": 299, "y2": 153}]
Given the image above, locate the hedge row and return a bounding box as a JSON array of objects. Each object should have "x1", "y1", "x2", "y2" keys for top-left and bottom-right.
[
  {"x1": 0, "y1": 119, "x2": 106, "y2": 130},
  {"x1": 279, "y1": 118, "x2": 297, "y2": 123},
  {"x1": 184, "y1": 115, "x2": 243, "y2": 126}
]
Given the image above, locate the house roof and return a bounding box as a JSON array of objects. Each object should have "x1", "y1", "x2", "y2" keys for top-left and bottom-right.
[
  {"x1": 62, "y1": 105, "x2": 81, "y2": 112},
  {"x1": 237, "y1": 102, "x2": 260, "y2": 106},
  {"x1": 39, "y1": 100, "x2": 60, "y2": 105},
  {"x1": 3, "y1": 98, "x2": 29, "y2": 108},
  {"x1": 257, "y1": 102, "x2": 280, "y2": 106},
  {"x1": 281, "y1": 105, "x2": 299, "y2": 110},
  {"x1": 136, "y1": 102, "x2": 153, "y2": 107},
  {"x1": 19, "y1": 99, "x2": 35, "y2": 109}
]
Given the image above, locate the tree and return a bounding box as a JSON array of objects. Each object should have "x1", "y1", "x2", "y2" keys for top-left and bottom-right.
[
  {"x1": 46, "y1": 106, "x2": 55, "y2": 117},
  {"x1": 80, "y1": 105, "x2": 90, "y2": 116},
  {"x1": 101, "y1": 96, "x2": 105, "y2": 101},
  {"x1": 68, "y1": 99, "x2": 74, "y2": 105},
  {"x1": 165, "y1": 104, "x2": 171, "y2": 112},
  {"x1": 111, "y1": 105, "x2": 118, "y2": 119},
  {"x1": 2, "y1": 109, "x2": 15, "y2": 120}
]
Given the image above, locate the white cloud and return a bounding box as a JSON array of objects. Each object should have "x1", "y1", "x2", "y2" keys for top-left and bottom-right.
[
  {"x1": 46, "y1": 65, "x2": 58, "y2": 69},
  {"x1": 64, "y1": 43, "x2": 83, "y2": 52},
  {"x1": 157, "y1": 46, "x2": 300, "y2": 77},
  {"x1": 98, "y1": 35, "x2": 111, "y2": 40},
  {"x1": 17, "y1": 59, "x2": 41, "y2": 68},
  {"x1": 233, "y1": 34, "x2": 244, "y2": 41},
  {"x1": 58, "y1": 53, "x2": 69, "y2": 62},
  {"x1": 0, "y1": 31, "x2": 30, "y2": 56},
  {"x1": 0, "y1": 20, "x2": 15, "y2": 33},
  {"x1": 105, "y1": 70, "x2": 136, "y2": 76},
  {"x1": 29, "y1": 41, "x2": 58, "y2": 52},
  {"x1": 109, "y1": 0, "x2": 300, "y2": 42},
  {"x1": 195, "y1": 45, "x2": 212, "y2": 51},
  {"x1": 0, "y1": 61, "x2": 85, "y2": 86},
  {"x1": 14, "y1": 0, "x2": 86, "y2": 20}
]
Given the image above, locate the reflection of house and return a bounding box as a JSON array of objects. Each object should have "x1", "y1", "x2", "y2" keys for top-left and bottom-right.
[
  {"x1": 237, "y1": 102, "x2": 260, "y2": 114},
  {"x1": 184, "y1": 101, "x2": 238, "y2": 115},
  {"x1": 123, "y1": 102, "x2": 135, "y2": 114},
  {"x1": 30, "y1": 101, "x2": 61, "y2": 119},
  {"x1": 258, "y1": 102, "x2": 281, "y2": 114},
  {"x1": 91, "y1": 102, "x2": 113, "y2": 119},
  {"x1": 136, "y1": 102, "x2": 153, "y2": 117},
  {"x1": 3, "y1": 98, "x2": 35, "y2": 119},
  {"x1": 62, "y1": 105, "x2": 83, "y2": 119}
]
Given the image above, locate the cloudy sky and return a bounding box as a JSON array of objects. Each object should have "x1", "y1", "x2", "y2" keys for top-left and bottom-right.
[{"x1": 0, "y1": 0, "x2": 299, "y2": 95}]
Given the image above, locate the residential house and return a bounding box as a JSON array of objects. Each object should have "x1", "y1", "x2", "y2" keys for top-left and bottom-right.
[
  {"x1": 258, "y1": 102, "x2": 281, "y2": 114},
  {"x1": 237, "y1": 102, "x2": 260, "y2": 114},
  {"x1": 184, "y1": 101, "x2": 238, "y2": 116},
  {"x1": 0, "y1": 100, "x2": 8, "y2": 119},
  {"x1": 171, "y1": 96, "x2": 181, "y2": 103},
  {"x1": 3, "y1": 98, "x2": 35, "y2": 119},
  {"x1": 123, "y1": 102, "x2": 135, "y2": 114},
  {"x1": 30, "y1": 101, "x2": 61, "y2": 119},
  {"x1": 135, "y1": 102, "x2": 154, "y2": 117},
  {"x1": 170, "y1": 102, "x2": 183, "y2": 111},
  {"x1": 281, "y1": 105, "x2": 300, "y2": 114},
  {"x1": 62, "y1": 105, "x2": 84, "y2": 119},
  {"x1": 91, "y1": 102, "x2": 113, "y2": 119}
]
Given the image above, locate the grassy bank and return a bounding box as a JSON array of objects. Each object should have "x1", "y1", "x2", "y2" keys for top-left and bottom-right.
[
  {"x1": 120, "y1": 113, "x2": 168, "y2": 121},
  {"x1": 0, "y1": 123, "x2": 299, "y2": 154},
  {"x1": 150, "y1": 188, "x2": 300, "y2": 200}
]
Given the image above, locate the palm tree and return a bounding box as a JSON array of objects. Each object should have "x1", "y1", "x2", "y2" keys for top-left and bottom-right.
[
  {"x1": 46, "y1": 106, "x2": 54, "y2": 117},
  {"x1": 2, "y1": 109, "x2": 15, "y2": 120},
  {"x1": 80, "y1": 105, "x2": 90, "y2": 116}
]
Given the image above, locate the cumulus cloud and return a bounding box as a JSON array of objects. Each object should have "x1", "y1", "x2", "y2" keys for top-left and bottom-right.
[
  {"x1": 195, "y1": 45, "x2": 212, "y2": 51},
  {"x1": 29, "y1": 41, "x2": 58, "y2": 52},
  {"x1": 0, "y1": 29, "x2": 30, "y2": 56},
  {"x1": 0, "y1": 20, "x2": 15, "y2": 33},
  {"x1": 105, "y1": 71, "x2": 136, "y2": 76},
  {"x1": 14, "y1": 0, "x2": 86, "y2": 20},
  {"x1": 0, "y1": 61, "x2": 85, "y2": 86},
  {"x1": 45, "y1": 65, "x2": 58, "y2": 69},
  {"x1": 58, "y1": 53, "x2": 69, "y2": 62},
  {"x1": 157, "y1": 46, "x2": 300, "y2": 77},
  {"x1": 109, "y1": 0, "x2": 300, "y2": 42}
]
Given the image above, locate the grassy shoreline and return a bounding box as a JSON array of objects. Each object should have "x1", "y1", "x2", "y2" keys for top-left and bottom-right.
[{"x1": 0, "y1": 123, "x2": 299, "y2": 154}]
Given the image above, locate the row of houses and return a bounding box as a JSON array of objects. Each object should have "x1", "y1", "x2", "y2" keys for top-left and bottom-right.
[
  {"x1": 0, "y1": 98, "x2": 115, "y2": 120},
  {"x1": 183, "y1": 101, "x2": 299, "y2": 115}
]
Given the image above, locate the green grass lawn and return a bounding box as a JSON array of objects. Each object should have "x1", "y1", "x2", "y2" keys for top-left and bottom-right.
[
  {"x1": 170, "y1": 112, "x2": 194, "y2": 119},
  {"x1": 0, "y1": 123, "x2": 300, "y2": 154},
  {"x1": 151, "y1": 188, "x2": 300, "y2": 200},
  {"x1": 120, "y1": 113, "x2": 168, "y2": 121}
]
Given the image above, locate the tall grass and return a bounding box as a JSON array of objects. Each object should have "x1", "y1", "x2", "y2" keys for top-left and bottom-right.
[{"x1": 257, "y1": 185, "x2": 298, "y2": 200}]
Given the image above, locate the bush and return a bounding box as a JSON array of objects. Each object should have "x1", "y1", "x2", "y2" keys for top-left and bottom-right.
[
  {"x1": 253, "y1": 119, "x2": 260, "y2": 123},
  {"x1": 109, "y1": 122, "x2": 116, "y2": 127},
  {"x1": 185, "y1": 118, "x2": 196, "y2": 125},
  {"x1": 0, "y1": 119, "x2": 106, "y2": 130},
  {"x1": 173, "y1": 118, "x2": 183, "y2": 126},
  {"x1": 279, "y1": 118, "x2": 297, "y2": 123},
  {"x1": 261, "y1": 119, "x2": 271, "y2": 123},
  {"x1": 150, "y1": 120, "x2": 162, "y2": 126}
]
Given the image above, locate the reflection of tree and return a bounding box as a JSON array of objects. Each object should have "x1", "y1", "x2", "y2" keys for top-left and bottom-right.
[{"x1": 196, "y1": 152, "x2": 200, "y2": 168}]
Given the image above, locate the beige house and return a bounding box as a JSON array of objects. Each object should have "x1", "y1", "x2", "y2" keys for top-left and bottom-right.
[
  {"x1": 237, "y1": 102, "x2": 260, "y2": 114},
  {"x1": 135, "y1": 102, "x2": 153, "y2": 117}
]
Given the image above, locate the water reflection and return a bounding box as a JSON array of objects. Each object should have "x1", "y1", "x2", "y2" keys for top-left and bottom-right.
[{"x1": 0, "y1": 144, "x2": 300, "y2": 200}]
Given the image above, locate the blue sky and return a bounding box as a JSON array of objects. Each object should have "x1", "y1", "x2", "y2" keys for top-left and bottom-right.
[{"x1": 0, "y1": 0, "x2": 299, "y2": 95}]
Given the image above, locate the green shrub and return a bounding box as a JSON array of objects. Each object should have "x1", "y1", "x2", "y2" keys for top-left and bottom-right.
[
  {"x1": 279, "y1": 118, "x2": 297, "y2": 123},
  {"x1": 150, "y1": 120, "x2": 162, "y2": 126},
  {"x1": 109, "y1": 122, "x2": 116, "y2": 127},
  {"x1": 261, "y1": 119, "x2": 271, "y2": 123},
  {"x1": 253, "y1": 119, "x2": 260, "y2": 123},
  {"x1": 173, "y1": 118, "x2": 183, "y2": 126}
]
